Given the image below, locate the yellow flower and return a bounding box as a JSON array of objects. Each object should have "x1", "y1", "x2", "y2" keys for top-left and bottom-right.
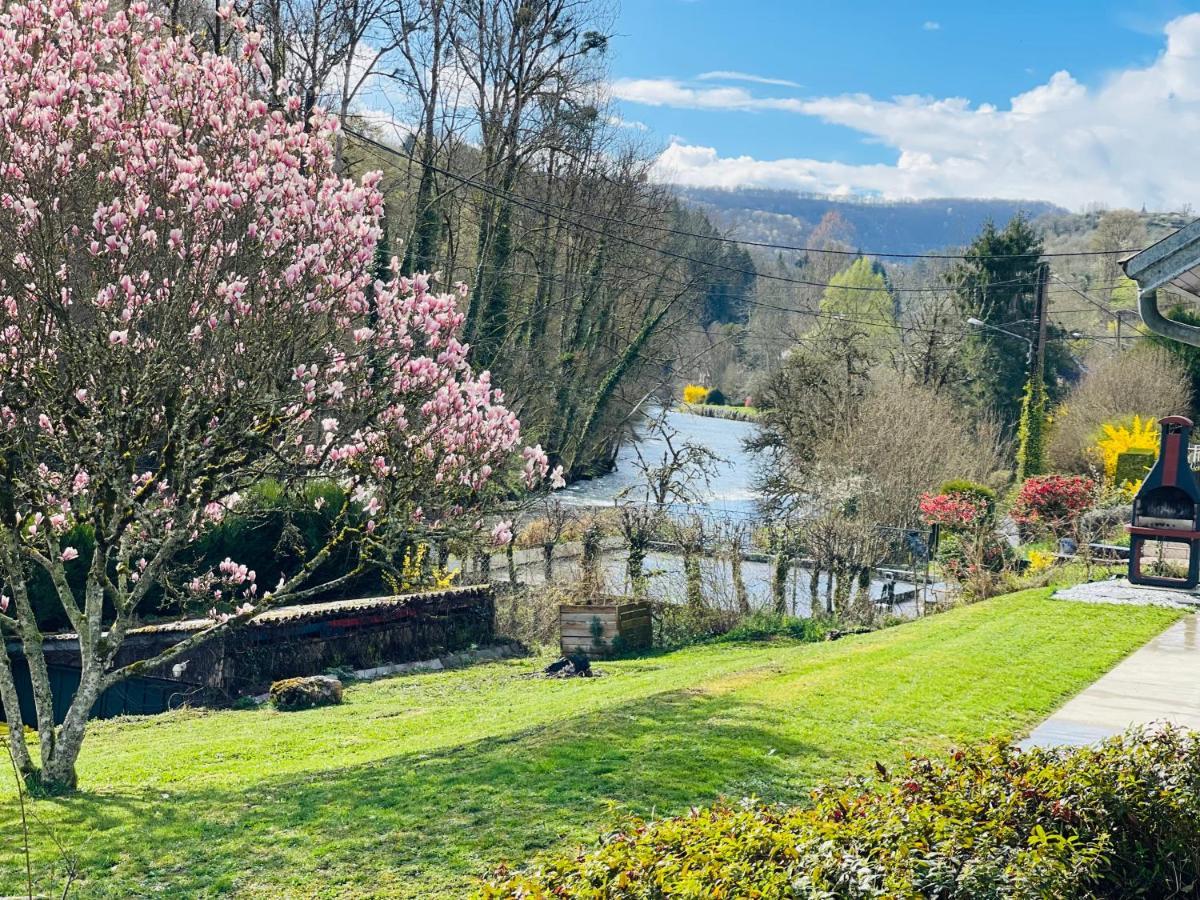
[
  {"x1": 1095, "y1": 415, "x2": 1158, "y2": 482},
  {"x1": 682, "y1": 384, "x2": 709, "y2": 405},
  {"x1": 1028, "y1": 550, "x2": 1056, "y2": 573}
]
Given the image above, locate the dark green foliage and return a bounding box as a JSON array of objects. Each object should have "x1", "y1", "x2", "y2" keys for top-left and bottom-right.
[
  {"x1": 175, "y1": 479, "x2": 376, "y2": 614},
  {"x1": 718, "y1": 612, "x2": 826, "y2": 643},
  {"x1": 1115, "y1": 450, "x2": 1155, "y2": 487},
  {"x1": 25, "y1": 523, "x2": 94, "y2": 630},
  {"x1": 950, "y1": 217, "x2": 1077, "y2": 431},
  {"x1": 672, "y1": 204, "x2": 756, "y2": 325},
  {"x1": 480, "y1": 726, "x2": 1200, "y2": 899},
  {"x1": 24, "y1": 480, "x2": 381, "y2": 631},
  {"x1": 704, "y1": 388, "x2": 726, "y2": 406},
  {"x1": 1016, "y1": 375, "x2": 1048, "y2": 480}
]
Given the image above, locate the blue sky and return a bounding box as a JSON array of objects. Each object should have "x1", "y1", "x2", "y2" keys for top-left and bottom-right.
[{"x1": 605, "y1": 0, "x2": 1200, "y2": 208}]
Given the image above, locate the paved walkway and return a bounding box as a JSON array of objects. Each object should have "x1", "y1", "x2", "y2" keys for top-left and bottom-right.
[{"x1": 1023, "y1": 612, "x2": 1200, "y2": 748}]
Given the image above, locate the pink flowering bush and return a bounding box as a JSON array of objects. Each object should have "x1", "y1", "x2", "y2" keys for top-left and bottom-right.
[
  {"x1": 1011, "y1": 475, "x2": 1097, "y2": 538},
  {"x1": 920, "y1": 486, "x2": 1012, "y2": 599},
  {"x1": 0, "y1": 0, "x2": 553, "y2": 790}
]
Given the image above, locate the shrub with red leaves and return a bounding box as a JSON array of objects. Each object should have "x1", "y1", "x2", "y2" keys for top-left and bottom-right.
[
  {"x1": 918, "y1": 491, "x2": 987, "y2": 529},
  {"x1": 1011, "y1": 474, "x2": 1096, "y2": 536}
]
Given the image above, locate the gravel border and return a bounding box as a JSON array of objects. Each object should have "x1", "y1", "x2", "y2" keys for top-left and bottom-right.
[{"x1": 1052, "y1": 578, "x2": 1200, "y2": 609}]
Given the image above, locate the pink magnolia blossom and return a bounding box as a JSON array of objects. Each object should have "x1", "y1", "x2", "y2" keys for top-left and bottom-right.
[
  {"x1": 491, "y1": 520, "x2": 514, "y2": 547},
  {"x1": 60, "y1": 547, "x2": 79, "y2": 562},
  {"x1": 0, "y1": 0, "x2": 545, "y2": 778}
]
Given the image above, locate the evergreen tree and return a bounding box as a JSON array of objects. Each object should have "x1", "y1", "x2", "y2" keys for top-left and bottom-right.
[{"x1": 950, "y1": 217, "x2": 1076, "y2": 431}]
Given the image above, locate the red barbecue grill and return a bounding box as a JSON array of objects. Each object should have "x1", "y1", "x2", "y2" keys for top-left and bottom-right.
[{"x1": 1127, "y1": 415, "x2": 1200, "y2": 589}]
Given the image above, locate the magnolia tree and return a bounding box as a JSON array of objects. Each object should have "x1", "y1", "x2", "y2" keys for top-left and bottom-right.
[{"x1": 0, "y1": 0, "x2": 553, "y2": 790}]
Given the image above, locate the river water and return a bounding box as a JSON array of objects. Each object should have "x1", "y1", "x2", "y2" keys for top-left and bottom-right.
[
  {"x1": 557, "y1": 408, "x2": 761, "y2": 520},
  {"x1": 489, "y1": 409, "x2": 930, "y2": 617}
]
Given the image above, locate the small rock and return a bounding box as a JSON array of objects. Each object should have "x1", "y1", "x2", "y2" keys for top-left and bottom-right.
[{"x1": 269, "y1": 675, "x2": 343, "y2": 711}]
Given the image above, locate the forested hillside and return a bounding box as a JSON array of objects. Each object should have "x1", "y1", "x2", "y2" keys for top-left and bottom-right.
[{"x1": 677, "y1": 187, "x2": 1064, "y2": 254}]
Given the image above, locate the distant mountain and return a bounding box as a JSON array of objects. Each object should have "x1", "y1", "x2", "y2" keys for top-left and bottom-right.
[{"x1": 675, "y1": 187, "x2": 1067, "y2": 255}]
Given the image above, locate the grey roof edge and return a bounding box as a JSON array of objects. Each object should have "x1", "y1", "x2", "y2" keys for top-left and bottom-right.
[{"x1": 1122, "y1": 218, "x2": 1200, "y2": 293}]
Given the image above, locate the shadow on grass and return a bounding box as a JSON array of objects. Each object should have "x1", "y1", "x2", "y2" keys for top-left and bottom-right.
[{"x1": 11, "y1": 685, "x2": 821, "y2": 898}]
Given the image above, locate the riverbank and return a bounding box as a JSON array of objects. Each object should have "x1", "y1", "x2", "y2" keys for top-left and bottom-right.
[{"x1": 677, "y1": 402, "x2": 760, "y2": 422}]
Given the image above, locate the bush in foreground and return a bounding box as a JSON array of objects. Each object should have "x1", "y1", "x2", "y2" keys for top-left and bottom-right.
[{"x1": 478, "y1": 726, "x2": 1200, "y2": 898}]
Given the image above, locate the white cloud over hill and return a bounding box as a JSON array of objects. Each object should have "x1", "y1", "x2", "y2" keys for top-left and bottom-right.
[{"x1": 612, "y1": 14, "x2": 1200, "y2": 209}]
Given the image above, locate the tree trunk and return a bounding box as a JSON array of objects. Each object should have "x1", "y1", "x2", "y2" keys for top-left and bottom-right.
[
  {"x1": 542, "y1": 544, "x2": 554, "y2": 584},
  {"x1": 506, "y1": 540, "x2": 519, "y2": 587},
  {"x1": 771, "y1": 552, "x2": 788, "y2": 615},
  {"x1": 581, "y1": 524, "x2": 601, "y2": 597},
  {"x1": 41, "y1": 661, "x2": 107, "y2": 792},
  {"x1": 833, "y1": 564, "x2": 852, "y2": 617},
  {"x1": 626, "y1": 534, "x2": 647, "y2": 597},
  {"x1": 684, "y1": 548, "x2": 703, "y2": 609},
  {"x1": 0, "y1": 645, "x2": 34, "y2": 779},
  {"x1": 731, "y1": 543, "x2": 749, "y2": 615},
  {"x1": 474, "y1": 548, "x2": 492, "y2": 582}
]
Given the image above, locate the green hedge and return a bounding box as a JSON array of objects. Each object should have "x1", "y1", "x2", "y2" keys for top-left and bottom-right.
[
  {"x1": 479, "y1": 726, "x2": 1200, "y2": 898},
  {"x1": 1114, "y1": 450, "x2": 1155, "y2": 488}
]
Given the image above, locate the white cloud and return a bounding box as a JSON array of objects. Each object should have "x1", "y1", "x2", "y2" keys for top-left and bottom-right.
[
  {"x1": 923, "y1": 20, "x2": 941, "y2": 31},
  {"x1": 607, "y1": 114, "x2": 650, "y2": 131},
  {"x1": 624, "y1": 13, "x2": 1200, "y2": 209},
  {"x1": 696, "y1": 70, "x2": 802, "y2": 88},
  {"x1": 611, "y1": 78, "x2": 807, "y2": 112}
]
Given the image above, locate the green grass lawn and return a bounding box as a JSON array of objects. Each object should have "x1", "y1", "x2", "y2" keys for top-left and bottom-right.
[{"x1": 0, "y1": 589, "x2": 1182, "y2": 898}]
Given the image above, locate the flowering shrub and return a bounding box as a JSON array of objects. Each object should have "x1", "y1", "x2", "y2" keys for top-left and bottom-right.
[
  {"x1": 682, "y1": 384, "x2": 709, "y2": 404},
  {"x1": 918, "y1": 491, "x2": 988, "y2": 528},
  {"x1": 1095, "y1": 415, "x2": 1158, "y2": 481},
  {"x1": 1027, "y1": 549, "x2": 1057, "y2": 573},
  {"x1": 0, "y1": 0, "x2": 558, "y2": 789},
  {"x1": 479, "y1": 726, "x2": 1200, "y2": 899},
  {"x1": 921, "y1": 484, "x2": 1010, "y2": 597},
  {"x1": 1011, "y1": 475, "x2": 1097, "y2": 537}
]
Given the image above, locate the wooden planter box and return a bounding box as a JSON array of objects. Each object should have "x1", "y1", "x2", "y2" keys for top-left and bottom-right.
[{"x1": 559, "y1": 600, "x2": 652, "y2": 657}]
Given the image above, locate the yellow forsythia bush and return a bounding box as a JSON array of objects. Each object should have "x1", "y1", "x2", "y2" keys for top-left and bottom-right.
[
  {"x1": 1095, "y1": 415, "x2": 1158, "y2": 481},
  {"x1": 682, "y1": 383, "x2": 709, "y2": 405}
]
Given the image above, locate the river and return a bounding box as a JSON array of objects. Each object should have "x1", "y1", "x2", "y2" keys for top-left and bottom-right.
[
  {"x1": 489, "y1": 409, "x2": 932, "y2": 617},
  {"x1": 558, "y1": 408, "x2": 762, "y2": 520}
]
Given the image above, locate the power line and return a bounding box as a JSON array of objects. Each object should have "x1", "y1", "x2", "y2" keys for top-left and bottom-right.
[
  {"x1": 1048, "y1": 273, "x2": 1149, "y2": 342},
  {"x1": 342, "y1": 131, "x2": 1146, "y2": 343},
  {"x1": 345, "y1": 127, "x2": 1142, "y2": 262},
  {"x1": 346, "y1": 128, "x2": 1099, "y2": 294}
]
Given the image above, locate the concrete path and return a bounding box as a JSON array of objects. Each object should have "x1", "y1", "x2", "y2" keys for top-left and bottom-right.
[{"x1": 1023, "y1": 613, "x2": 1200, "y2": 748}]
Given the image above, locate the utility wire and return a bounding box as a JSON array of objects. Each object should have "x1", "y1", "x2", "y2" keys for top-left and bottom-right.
[
  {"x1": 345, "y1": 127, "x2": 1142, "y2": 261},
  {"x1": 344, "y1": 131, "x2": 1147, "y2": 343},
  {"x1": 349, "y1": 129, "x2": 1077, "y2": 297},
  {"x1": 1049, "y1": 273, "x2": 1150, "y2": 340}
]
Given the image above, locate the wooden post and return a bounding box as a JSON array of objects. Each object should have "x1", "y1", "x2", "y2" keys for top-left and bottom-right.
[{"x1": 1034, "y1": 262, "x2": 1050, "y2": 389}]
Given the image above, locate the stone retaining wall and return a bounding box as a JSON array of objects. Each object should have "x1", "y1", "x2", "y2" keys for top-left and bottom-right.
[{"x1": 4, "y1": 585, "x2": 496, "y2": 720}]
